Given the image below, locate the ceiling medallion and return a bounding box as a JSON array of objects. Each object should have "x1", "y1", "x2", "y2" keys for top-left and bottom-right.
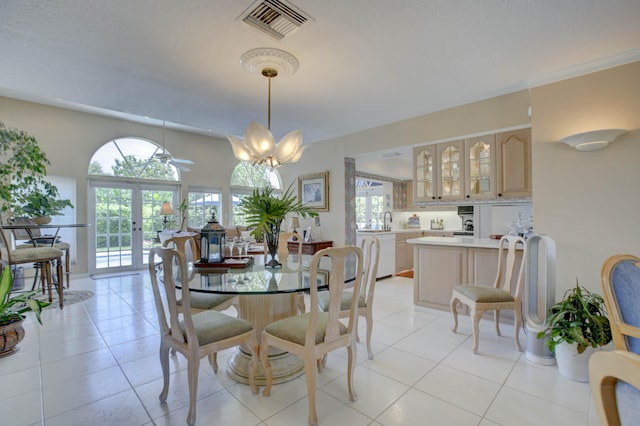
[{"x1": 228, "y1": 48, "x2": 304, "y2": 168}]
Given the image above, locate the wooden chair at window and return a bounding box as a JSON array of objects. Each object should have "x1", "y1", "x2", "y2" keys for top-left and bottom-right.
[
  {"x1": 0, "y1": 228, "x2": 64, "y2": 308},
  {"x1": 148, "y1": 246, "x2": 258, "y2": 425},
  {"x1": 450, "y1": 235, "x2": 526, "y2": 354},
  {"x1": 11, "y1": 217, "x2": 72, "y2": 288},
  {"x1": 260, "y1": 245, "x2": 363, "y2": 426},
  {"x1": 318, "y1": 235, "x2": 380, "y2": 359}
]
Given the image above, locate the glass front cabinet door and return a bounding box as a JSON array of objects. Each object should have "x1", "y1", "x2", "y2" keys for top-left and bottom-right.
[
  {"x1": 465, "y1": 135, "x2": 496, "y2": 200},
  {"x1": 436, "y1": 140, "x2": 464, "y2": 202},
  {"x1": 413, "y1": 145, "x2": 437, "y2": 202}
]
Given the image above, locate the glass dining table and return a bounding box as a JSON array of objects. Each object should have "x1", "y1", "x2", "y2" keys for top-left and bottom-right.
[{"x1": 177, "y1": 253, "x2": 331, "y2": 385}]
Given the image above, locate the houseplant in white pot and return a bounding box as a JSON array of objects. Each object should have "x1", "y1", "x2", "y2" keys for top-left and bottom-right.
[{"x1": 537, "y1": 281, "x2": 612, "y2": 382}]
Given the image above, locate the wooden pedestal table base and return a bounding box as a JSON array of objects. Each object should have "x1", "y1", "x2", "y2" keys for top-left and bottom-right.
[{"x1": 227, "y1": 293, "x2": 304, "y2": 385}]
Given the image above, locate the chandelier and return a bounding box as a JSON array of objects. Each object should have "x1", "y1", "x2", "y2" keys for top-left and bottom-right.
[{"x1": 227, "y1": 48, "x2": 305, "y2": 168}]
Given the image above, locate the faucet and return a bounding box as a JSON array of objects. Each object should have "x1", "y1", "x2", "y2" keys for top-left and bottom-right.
[{"x1": 383, "y1": 211, "x2": 393, "y2": 231}]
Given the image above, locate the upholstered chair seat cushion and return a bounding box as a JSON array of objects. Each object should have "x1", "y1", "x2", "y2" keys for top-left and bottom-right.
[
  {"x1": 179, "y1": 311, "x2": 253, "y2": 346},
  {"x1": 317, "y1": 291, "x2": 365, "y2": 312},
  {"x1": 9, "y1": 247, "x2": 63, "y2": 263},
  {"x1": 264, "y1": 312, "x2": 348, "y2": 346},
  {"x1": 453, "y1": 285, "x2": 514, "y2": 303},
  {"x1": 177, "y1": 293, "x2": 235, "y2": 310},
  {"x1": 16, "y1": 242, "x2": 70, "y2": 250}
]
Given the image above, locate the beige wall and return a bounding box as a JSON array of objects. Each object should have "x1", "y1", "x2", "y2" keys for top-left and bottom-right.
[
  {"x1": 0, "y1": 96, "x2": 347, "y2": 273},
  {"x1": 531, "y1": 61, "x2": 640, "y2": 296},
  {"x1": 3, "y1": 61, "x2": 639, "y2": 287}
]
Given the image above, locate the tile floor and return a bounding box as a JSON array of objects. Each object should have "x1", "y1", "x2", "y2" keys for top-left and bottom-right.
[{"x1": 0, "y1": 273, "x2": 600, "y2": 425}]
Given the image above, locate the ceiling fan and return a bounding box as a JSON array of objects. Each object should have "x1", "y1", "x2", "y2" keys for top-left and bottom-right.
[{"x1": 153, "y1": 121, "x2": 194, "y2": 172}]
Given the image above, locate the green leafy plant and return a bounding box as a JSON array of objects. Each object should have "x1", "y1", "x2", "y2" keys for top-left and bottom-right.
[
  {"x1": 238, "y1": 184, "x2": 318, "y2": 240},
  {"x1": 15, "y1": 181, "x2": 73, "y2": 218},
  {"x1": 537, "y1": 280, "x2": 612, "y2": 353},
  {"x1": 0, "y1": 122, "x2": 51, "y2": 216},
  {"x1": 0, "y1": 266, "x2": 50, "y2": 326}
]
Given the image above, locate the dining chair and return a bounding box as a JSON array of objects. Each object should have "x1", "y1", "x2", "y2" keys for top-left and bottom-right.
[
  {"x1": 600, "y1": 254, "x2": 640, "y2": 353},
  {"x1": 450, "y1": 235, "x2": 526, "y2": 353},
  {"x1": 0, "y1": 228, "x2": 65, "y2": 307},
  {"x1": 318, "y1": 236, "x2": 380, "y2": 359},
  {"x1": 11, "y1": 217, "x2": 72, "y2": 288},
  {"x1": 260, "y1": 245, "x2": 363, "y2": 426},
  {"x1": 163, "y1": 235, "x2": 237, "y2": 314},
  {"x1": 277, "y1": 232, "x2": 306, "y2": 313},
  {"x1": 148, "y1": 246, "x2": 259, "y2": 425},
  {"x1": 590, "y1": 350, "x2": 640, "y2": 425}
]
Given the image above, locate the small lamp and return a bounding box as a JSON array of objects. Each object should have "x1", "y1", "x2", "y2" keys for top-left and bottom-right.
[
  {"x1": 559, "y1": 129, "x2": 627, "y2": 152},
  {"x1": 199, "y1": 210, "x2": 226, "y2": 263},
  {"x1": 290, "y1": 216, "x2": 301, "y2": 234},
  {"x1": 160, "y1": 201, "x2": 174, "y2": 230}
]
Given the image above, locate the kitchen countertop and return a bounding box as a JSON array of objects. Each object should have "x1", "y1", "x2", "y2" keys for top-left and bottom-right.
[
  {"x1": 406, "y1": 236, "x2": 501, "y2": 249},
  {"x1": 356, "y1": 228, "x2": 458, "y2": 234}
]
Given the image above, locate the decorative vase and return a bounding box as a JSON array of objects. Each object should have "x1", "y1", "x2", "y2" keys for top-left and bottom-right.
[
  {"x1": 0, "y1": 319, "x2": 25, "y2": 357},
  {"x1": 555, "y1": 341, "x2": 599, "y2": 382},
  {"x1": 264, "y1": 221, "x2": 283, "y2": 268},
  {"x1": 33, "y1": 216, "x2": 52, "y2": 225}
]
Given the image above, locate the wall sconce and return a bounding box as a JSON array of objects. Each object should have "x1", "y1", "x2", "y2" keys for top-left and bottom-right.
[
  {"x1": 560, "y1": 129, "x2": 627, "y2": 152},
  {"x1": 160, "y1": 201, "x2": 174, "y2": 230}
]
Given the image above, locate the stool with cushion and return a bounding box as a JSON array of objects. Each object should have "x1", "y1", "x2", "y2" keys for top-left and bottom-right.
[{"x1": 0, "y1": 229, "x2": 64, "y2": 307}]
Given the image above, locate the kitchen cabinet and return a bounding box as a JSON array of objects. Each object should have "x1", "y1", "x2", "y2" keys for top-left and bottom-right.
[
  {"x1": 412, "y1": 128, "x2": 531, "y2": 203},
  {"x1": 392, "y1": 181, "x2": 413, "y2": 210},
  {"x1": 395, "y1": 231, "x2": 423, "y2": 273},
  {"x1": 414, "y1": 245, "x2": 467, "y2": 310},
  {"x1": 413, "y1": 140, "x2": 464, "y2": 203},
  {"x1": 465, "y1": 134, "x2": 496, "y2": 200},
  {"x1": 496, "y1": 129, "x2": 532, "y2": 198}
]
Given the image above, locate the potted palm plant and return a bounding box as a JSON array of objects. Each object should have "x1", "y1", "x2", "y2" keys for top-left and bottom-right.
[
  {"x1": 537, "y1": 281, "x2": 612, "y2": 382},
  {"x1": 238, "y1": 184, "x2": 318, "y2": 268},
  {"x1": 0, "y1": 266, "x2": 50, "y2": 356}
]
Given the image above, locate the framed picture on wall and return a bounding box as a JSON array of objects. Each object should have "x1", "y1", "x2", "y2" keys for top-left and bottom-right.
[
  {"x1": 300, "y1": 268, "x2": 329, "y2": 289},
  {"x1": 298, "y1": 171, "x2": 330, "y2": 211}
]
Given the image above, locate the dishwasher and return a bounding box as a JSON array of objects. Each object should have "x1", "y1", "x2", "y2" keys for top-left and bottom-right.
[{"x1": 356, "y1": 233, "x2": 396, "y2": 279}]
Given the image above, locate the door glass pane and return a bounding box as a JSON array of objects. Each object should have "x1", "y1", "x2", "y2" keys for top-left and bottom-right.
[
  {"x1": 142, "y1": 189, "x2": 175, "y2": 265},
  {"x1": 95, "y1": 187, "x2": 133, "y2": 269}
]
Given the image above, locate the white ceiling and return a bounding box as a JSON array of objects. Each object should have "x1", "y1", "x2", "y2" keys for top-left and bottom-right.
[{"x1": 1, "y1": 0, "x2": 639, "y2": 179}]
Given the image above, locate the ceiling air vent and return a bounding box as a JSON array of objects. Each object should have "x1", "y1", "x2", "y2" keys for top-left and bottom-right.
[{"x1": 239, "y1": 0, "x2": 312, "y2": 40}]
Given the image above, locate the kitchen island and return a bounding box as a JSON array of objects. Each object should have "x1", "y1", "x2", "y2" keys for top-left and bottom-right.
[{"x1": 406, "y1": 236, "x2": 517, "y2": 311}]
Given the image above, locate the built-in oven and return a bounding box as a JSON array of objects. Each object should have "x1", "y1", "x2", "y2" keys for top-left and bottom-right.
[{"x1": 457, "y1": 205, "x2": 475, "y2": 234}]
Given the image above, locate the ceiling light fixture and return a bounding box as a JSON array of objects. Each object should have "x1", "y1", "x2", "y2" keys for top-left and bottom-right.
[
  {"x1": 227, "y1": 48, "x2": 304, "y2": 168},
  {"x1": 559, "y1": 128, "x2": 627, "y2": 152}
]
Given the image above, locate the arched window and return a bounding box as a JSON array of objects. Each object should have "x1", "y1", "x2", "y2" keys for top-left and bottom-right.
[
  {"x1": 230, "y1": 162, "x2": 282, "y2": 226},
  {"x1": 88, "y1": 137, "x2": 180, "y2": 180}
]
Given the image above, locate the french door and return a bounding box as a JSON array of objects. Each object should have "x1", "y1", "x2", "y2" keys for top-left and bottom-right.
[{"x1": 89, "y1": 180, "x2": 179, "y2": 274}]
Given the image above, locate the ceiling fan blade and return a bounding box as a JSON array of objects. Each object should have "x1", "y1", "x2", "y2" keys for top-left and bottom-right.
[
  {"x1": 171, "y1": 161, "x2": 191, "y2": 172},
  {"x1": 170, "y1": 157, "x2": 194, "y2": 164}
]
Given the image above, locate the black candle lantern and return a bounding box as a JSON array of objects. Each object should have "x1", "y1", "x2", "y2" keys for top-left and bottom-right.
[{"x1": 200, "y1": 210, "x2": 226, "y2": 263}]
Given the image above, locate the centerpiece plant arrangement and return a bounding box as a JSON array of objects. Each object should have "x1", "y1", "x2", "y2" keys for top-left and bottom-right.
[
  {"x1": 0, "y1": 266, "x2": 50, "y2": 356},
  {"x1": 537, "y1": 280, "x2": 612, "y2": 381},
  {"x1": 238, "y1": 184, "x2": 317, "y2": 268}
]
